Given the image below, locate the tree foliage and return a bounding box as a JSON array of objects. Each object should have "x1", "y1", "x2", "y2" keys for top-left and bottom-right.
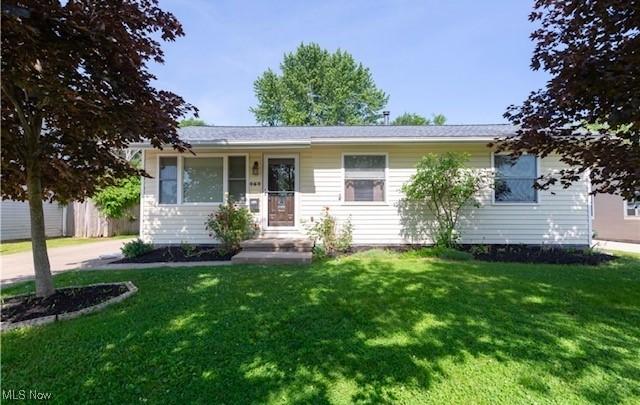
[
  {"x1": 179, "y1": 117, "x2": 207, "y2": 127},
  {"x1": 495, "y1": 0, "x2": 639, "y2": 200},
  {"x1": 392, "y1": 113, "x2": 447, "y2": 126},
  {"x1": 1, "y1": 0, "x2": 195, "y2": 296},
  {"x1": 251, "y1": 43, "x2": 388, "y2": 126},
  {"x1": 393, "y1": 113, "x2": 430, "y2": 126},
  {"x1": 92, "y1": 176, "x2": 140, "y2": 219},
  {"x1": 402, "y1": 153, "x2": 492, "y2": 248},
  {"x1": 431, "y1": 114, "x2": 447, "y2": 126}
]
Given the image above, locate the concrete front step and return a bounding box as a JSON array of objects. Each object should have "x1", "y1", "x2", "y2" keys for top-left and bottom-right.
[
  {"x1": 240, "y1": 238, "x2": 313, "y2": 253},
  {"x1": 231, "y1": 251, "x2": 312, "y2": 265}
]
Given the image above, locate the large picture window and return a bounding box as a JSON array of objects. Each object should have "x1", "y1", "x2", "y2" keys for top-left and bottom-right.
[
  {"x1": 494, "y1": 154, "x2": 538, "y2": 203},
  {"x1": 344, "y1": 154, "x2": 386, "y2": 202},
  {"x1": 159, "y1": 157, "x2": 177, "y2": 204},
  {"x1": 183, "y1": 157, "x2": 224, "y2": 203}
]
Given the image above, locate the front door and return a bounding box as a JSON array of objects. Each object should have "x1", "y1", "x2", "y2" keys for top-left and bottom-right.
[{"x1": 266, "y1": 157, "x2": 295, "y2": 227}]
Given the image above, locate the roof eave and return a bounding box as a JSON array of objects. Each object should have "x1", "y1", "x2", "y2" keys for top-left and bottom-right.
[{"x1": 128, "y1": 136, "x2": 499, "y2": 149}]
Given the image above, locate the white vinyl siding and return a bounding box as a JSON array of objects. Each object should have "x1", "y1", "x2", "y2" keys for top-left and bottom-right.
[
  {"x1": 141, "y1": 144, "x2": 590, "y2": 246},
  {"x1": 0, "y1": 201, "x2": 64, "y2": 241}
]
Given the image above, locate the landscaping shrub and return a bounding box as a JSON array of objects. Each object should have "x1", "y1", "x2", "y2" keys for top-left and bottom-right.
[
  {"x1": 305, "y1": 207, "x2": 353, "y2": 257},
  {"x1": 121, "y1": 238, "x2": 153, "y2": 258},
  {"x1": 401, "y1": 152, "x2": 492, "y2": 248},
  {"x1": 205, "y1": 203, "x2": 258, "y2": 254}
]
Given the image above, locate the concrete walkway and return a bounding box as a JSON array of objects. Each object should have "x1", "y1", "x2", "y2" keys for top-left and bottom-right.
[
  {"x1": 593, "y1": 239, "x2": 640, "y2": 254},
  {"x1": 0, "y1": 237, "x2": 134, "y2": 285}
]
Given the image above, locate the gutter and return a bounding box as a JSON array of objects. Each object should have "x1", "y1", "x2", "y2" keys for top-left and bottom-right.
[{"x1": 129, "y1": 137, "x2": 495, "y2": 149}]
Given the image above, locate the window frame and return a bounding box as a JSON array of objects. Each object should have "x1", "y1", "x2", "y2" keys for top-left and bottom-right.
[
  {"x1": 341, "y1": 152, "x2": 388, "y2": 205},
  {"x1": 155, "y1": 153, "x2": 249, "y2": 206},
  {"x1": 227, "y1": 154, "x2": 249, "y2": 204},
  {"x1": 491, "y1": 152, "x2": 541, "y2": 205},
  {"x1": 623, "y1": 198, "x2": 640, "y2": 220},
  {"x1": 157, "y1": 155, "x2": 179, "y2": 205}
]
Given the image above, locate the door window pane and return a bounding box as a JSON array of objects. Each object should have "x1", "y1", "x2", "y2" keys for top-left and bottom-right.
[
  {"x1": 268, "y1": 158, "x2": 295, "y2": 192},
  {"x1": 183, "y1": 157, "x2": 224, "y2": 202},
  {"x1": 159, "y1": 157, "x2": 177, "y2": 204}
]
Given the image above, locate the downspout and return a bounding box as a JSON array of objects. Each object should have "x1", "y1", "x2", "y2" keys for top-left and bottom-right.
[
  {"x1": 586, "y1": 169, "x2": 593, "y2": 247},
  {"x1": 62, "y1": 203, "x2": 68, "y2": 236},
  {"x1": 139, "y1": 149, "x2": 145, "y2": 242}
]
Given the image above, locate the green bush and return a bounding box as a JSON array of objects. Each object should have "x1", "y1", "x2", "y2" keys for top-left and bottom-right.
[
  {"x1": 305, "y1": 207, "x2": 353, "y2": 257},
  {"x1": 93, "y1": 176, "x2": 140, "y2": 219},
  {"x1": 401, "y1": 152, "x2": 492, "y2": 248},
  {"x1": 121, "y1": 238, "x2": 153, "y2": 258},
  {"x1": 205, "y1": 203, "x2": 258, "y2": 254}
]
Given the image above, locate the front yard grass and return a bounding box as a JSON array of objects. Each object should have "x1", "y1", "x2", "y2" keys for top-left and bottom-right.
[
  {"x1": 2, "y1": 250, "x2": 639, "y2": 404},
  {"x1": 0, "y1": 235, "x2": 134, "y2": 255}
]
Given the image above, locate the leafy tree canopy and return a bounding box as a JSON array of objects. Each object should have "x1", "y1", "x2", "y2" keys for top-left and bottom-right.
[
  {"x1": 93, "y1": 176, "x2": 140, "y2": 219},
  {"x1": 1, "y1": 0, "x2": 194, "y2": 296},
  {"x1": 393, "y1": 113, "x2": 430, "y2": 126},
  {"x1": 392, "y1": 113, "x2": 447, "y2": 126},
  {"x1": 251, "y1": 43, "x2": 388, "y2": 126},
  {"x1": 496, "y1": 0, "x2": 639, "y2": 200},
  {"x1": 179, "y1": 117, "x2": 207, "y2": 127}
]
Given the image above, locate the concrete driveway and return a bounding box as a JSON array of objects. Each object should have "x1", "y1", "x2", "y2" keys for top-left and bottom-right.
[
  {"x1": 593, "y1": 240, "x2": 640, "y2": 254},
  {"x1": 1, "y1": 237, "x2": 133, "y2": 285}
]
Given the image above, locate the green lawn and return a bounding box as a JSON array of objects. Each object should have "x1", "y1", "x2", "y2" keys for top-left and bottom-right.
[
  {"x1": 0, "y1": 235, "x2": 134, "y2": 255},
  {"x1": 2, "y1": 250, "x2": 639, "y2": 404}
]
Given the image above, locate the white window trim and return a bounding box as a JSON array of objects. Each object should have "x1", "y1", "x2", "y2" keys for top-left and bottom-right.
[
  {"x1": 491, "y1": 152, "x2": 541, "y2": 206},
  {"x1": 156, "y1": 153, "x2": 249, "y2": 206},
  {"x1": 341, "y1": 152, "x2": 389, "y2": 206},
  {"x1": 226, "y1": 154, "x2": 250, "y2": 205},
  {"x1": 623, "y1": 198, "x2": 640, "y2": 220}
]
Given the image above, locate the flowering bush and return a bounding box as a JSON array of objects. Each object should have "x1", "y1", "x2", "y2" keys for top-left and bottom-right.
[{"x1": 205, "y1": 203, "x2": 258, "y2": 254}]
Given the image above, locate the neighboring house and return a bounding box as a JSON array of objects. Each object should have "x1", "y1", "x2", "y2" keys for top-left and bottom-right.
[
  {"x1": 593, "y1": 193, "x2": 640, "y2": 243},
  {"x1": 0, "y1": 200, "x2": 139, "y2": 241},
  {"x1": 0, "y1": 200, "x2": 68, "y2": 241},
  {"x1": 133, "y1": 124, "x2": 592, "y2": 247}
]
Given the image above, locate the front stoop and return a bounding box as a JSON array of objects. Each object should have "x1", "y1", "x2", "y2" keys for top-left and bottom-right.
[
  {"x1": 232, "y1": 238, "x2": 313, "y2": 265},
  {"x1": 231, "y1": 251, "x2": 312, "y2": 265}
]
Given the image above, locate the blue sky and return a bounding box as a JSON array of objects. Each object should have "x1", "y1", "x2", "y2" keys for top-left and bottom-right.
[{"x1": 152, "y1": 0, "x2": 547, "y2": 125}]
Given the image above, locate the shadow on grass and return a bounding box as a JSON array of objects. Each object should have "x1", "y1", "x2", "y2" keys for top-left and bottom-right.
[{"x1": 2, "y1": 251, "x2": 639, "y2": 403}]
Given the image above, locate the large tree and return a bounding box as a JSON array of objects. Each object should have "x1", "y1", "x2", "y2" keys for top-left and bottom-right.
[
  {"x1": 251, "y1": 43, "x2": 388, "y2": 126},
  {"x1": 495, "y1": 0, "x2": 639, "y2": 200},
  {"x1": 179, "y1": 117, "x2": 208, "y2": 127},
  {"x1": 1, "y1": 0, "x2": 195, "y2": 297},
  {"x1": 392, "y1": 113, "x2": 447, "y2": 126}
]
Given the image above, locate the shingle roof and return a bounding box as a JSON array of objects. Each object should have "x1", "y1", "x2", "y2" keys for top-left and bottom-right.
[{"x1": 133, "y1": 124, "x2": 518, "y2": 147}]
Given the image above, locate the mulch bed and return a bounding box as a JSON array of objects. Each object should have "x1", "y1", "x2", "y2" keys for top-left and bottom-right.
[
  {"x1": 1, "y1": 284, "x2": 129, "y2": 323},
  {"x1": 462, "y1": 245, "x2": 615, "y2": 265},
  {"x1": 113, "y1": 245, "x2": 235, "y2": 264}
]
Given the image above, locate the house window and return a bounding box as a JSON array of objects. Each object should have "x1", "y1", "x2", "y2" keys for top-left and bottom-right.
[
  {"x1": 183, "y1": 157, "x2": 224, "y2": 203},
  {"x1": 159, "y1": 157, "x2": 177, "y2": 204},
  {"x1": 228, "y1": 156, "x2": 247, "y2": 203},
  {"x1": 344, "y1": 154, "x2": 386, "y2": 202},
  {"x1": 625, "y1": 199, "x2": 640, "y2": 217},
  {"x1": 494, "y1": 154, "x2": 538, "y2": 203}
]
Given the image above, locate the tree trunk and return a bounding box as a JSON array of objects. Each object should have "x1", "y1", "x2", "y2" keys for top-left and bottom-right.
[{"x1": 26, "y1": 156, "x2": 55, "y2": 298}]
